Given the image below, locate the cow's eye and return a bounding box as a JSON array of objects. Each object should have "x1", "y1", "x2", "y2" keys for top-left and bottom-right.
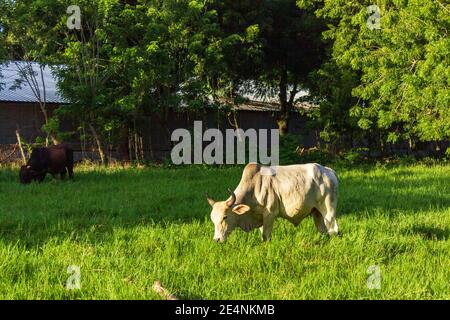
[{"x1": 223, "y1": 216, "x2": 228, "y2": 221}]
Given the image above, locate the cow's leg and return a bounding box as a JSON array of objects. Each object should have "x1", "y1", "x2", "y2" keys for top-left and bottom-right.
[
  {"x1": 324, "y1": 195, "x2": 339, "y2": 236},
  {"x1": 311, "y1": 208, "x2": 327, "y2": 234},
  {"x1": 260, "y1": 215, "x2": 276, "y2": 241},
  {"x1": 319, "y1": 195, "x2": 339, "y2": 236},
  {"x1": 36, "y1": 172, "x2": 46, "y2": 183},
  {"x1": 67, "y1": 164, "x2": 74, "y2": 179},
  {"x1": 60, "y1": 167, "x2": 67, "y2": 180},
  {"x1": 66, "y1": 148, "x2": 74, "y2": 180}
]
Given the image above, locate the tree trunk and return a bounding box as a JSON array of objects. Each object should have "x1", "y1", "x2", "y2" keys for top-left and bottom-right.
[
  {"x1": 139, "y1": 135, "x2": 144, "y2": 163},
  {"x1": 117, "y1": 125, "x2": 130, "y2": 162},
  {"x1": 277, "y1": 68, "x2": 289, "y2": 136},
  {"x1": 80, "y1": 125, "x2": 87, "y2": 159},
  {"x1": 134, "y1": 132, "x2": 140, "y2": 163},
  {"x1": 276, "y1": 115, "x2": 289, "y2": 136},
  {"x1": 277, "y1": 67, "x2": 298, "y2": 136},
  {"x1": 88, "y1": 123, "x2": 106, "y2": 165},
  {"x1": 15, "y1": 129, "x2": 27, "y2": 164}
]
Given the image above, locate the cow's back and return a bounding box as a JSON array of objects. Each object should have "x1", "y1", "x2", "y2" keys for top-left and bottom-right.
[
  {"x1": 243, "y1": 163, "x2": 338, "y2": 220},
  {"x1": 28, "y1": 144, "x2": 72, "y2": 174},
  {"x1": 47, "y1": 145, "x2": 72, "y2": 174},
  {"x1": 28, "y1": 148, "x2": 50, "y2": 171}
]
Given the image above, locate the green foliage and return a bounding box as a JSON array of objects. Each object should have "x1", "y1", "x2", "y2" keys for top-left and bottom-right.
[
  {"x1": 1, "y1": 0, "x2": 447, "y2": 159},
  {"x1": 279, "y1": 134, "x2": 302, "y2": 164},
  {"x1": 317, "y1": 0, "x2": 450, "y2": 144},
  {"x1": 299, "y1": 147, "x2": 338, "y2": 165},
  {"x1": 41, "y1": 116, "x2": 61, "y2": 143},
  {"x1": 210, "y1": 0, "x2": 327, "y2": 134},
  {"x1": 1, "y1": 0, "x2": 230, "y2": 149},
  {"x1": 339, "y1": 147, "x2": 369, "y2": 164},
  {"x1": 308, "y1": 60, "x2": 363, "y2": 150},
  {"x1": 0, "y1": 1, "x2": 8, "y2": 65}
]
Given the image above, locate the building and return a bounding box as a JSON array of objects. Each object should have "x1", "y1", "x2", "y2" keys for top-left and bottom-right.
[
  {"x1": 0, "y1": 61, "x2": 317, "y2": 162},
  {"x1": 0, "y1": 61, "x2": 65, "y2": 144}
]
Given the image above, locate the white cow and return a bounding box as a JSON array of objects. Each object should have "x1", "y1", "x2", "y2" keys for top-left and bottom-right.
[{"x1": 206, "y1": 163, "x2": 339, "y2": 242}]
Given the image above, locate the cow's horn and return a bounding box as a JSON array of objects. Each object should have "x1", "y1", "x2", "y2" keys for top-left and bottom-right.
[
  {"x1": 226, "y1": 188, "x2": 236, "y2": 207},
  {"x1": 205, "y1": 193, "x2": 215, "y2": 207}
]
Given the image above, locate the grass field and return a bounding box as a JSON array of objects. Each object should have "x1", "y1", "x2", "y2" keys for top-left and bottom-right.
[{"x1": 0, "y1": 163, "x2": 448, "y2": 299}]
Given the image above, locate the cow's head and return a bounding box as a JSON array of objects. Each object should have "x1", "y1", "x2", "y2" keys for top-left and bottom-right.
[
  {"x1": 206, "y1": 189, "x2": 250, "y2": 242},
  {"x1": 19, "y1": 165, "x2": 33, "y2": 184}
]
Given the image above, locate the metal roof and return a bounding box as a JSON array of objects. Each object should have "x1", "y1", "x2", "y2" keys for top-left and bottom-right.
[
  {"x1": 0, "y1": 61, "x2": 316, "y2": 111},
  {"x1": 0, "y1": 61, "x2": 67, "y2": 104},
  {"x1": 215, "y1": 98, "x2": 317, "y2": 112}
]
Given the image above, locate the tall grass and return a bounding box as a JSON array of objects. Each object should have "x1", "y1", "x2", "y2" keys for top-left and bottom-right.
[{"x1": 0, "y1": 164, "x2": 448, "y2": 299}]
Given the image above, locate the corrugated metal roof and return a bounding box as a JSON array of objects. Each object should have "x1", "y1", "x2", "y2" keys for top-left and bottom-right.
[
  {"x1": 216, "y1": 98, "x2": 317, "y2": 112},
  {"x1": 0, "y1": 61, "x2": 67, "y2": 104},
  {"x1": 0, "y1": 61, "x2": 317, "y2": 111}
]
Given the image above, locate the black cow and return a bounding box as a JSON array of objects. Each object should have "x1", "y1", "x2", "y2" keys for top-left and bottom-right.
[{"x1": 19, "y1": 144, "x2": 74, "y2": 184}]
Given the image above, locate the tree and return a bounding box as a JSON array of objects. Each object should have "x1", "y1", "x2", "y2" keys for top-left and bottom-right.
[
  {"x1": 13, "y1": 62, "x2": 61, "y2": 146},
  {"x1": 307, "y1": 61, "x2": 362, "y2": 153},
  {"x1": 104, "y1": 0, "x2": 224, "y2": 156},
  {"x1": 53, "y1": 0, "x2": 123, "y2": 164},
  {"x1": 210, "y1": 0, "x2": 327, "y2": 135},
  {"x1": 261, "y1": 0, "x2": 326, "y2": 135},
  {"x1": 8, "y1": 0, "x2": 227, "y2": 163},
  {"x1": 315, "y1": 0, "x2": 450, "y2": 152},
  {"x1": 1, "y1": 0, "x2": 63, "y2": 145},
  {"x1": 0, "y1": 1, "x2": 9, "y2": 62}
]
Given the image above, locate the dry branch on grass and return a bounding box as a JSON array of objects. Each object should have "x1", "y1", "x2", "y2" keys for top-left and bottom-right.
[{"x1": 152, "y1": 280, "x2": 178, "y2": 300}]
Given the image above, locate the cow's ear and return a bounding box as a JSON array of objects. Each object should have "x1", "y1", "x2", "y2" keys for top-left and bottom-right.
[
  {"x1": 232, "y1": 204, "x2": 250, "y2": 215},
  {"x1": 205, "y1": 193, "x2": 215, "y2": 207}
]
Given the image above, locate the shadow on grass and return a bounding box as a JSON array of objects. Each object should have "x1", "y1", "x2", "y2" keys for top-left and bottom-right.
[
  {"x1": 0, "y1": 168, "x2": 213, "y2": 248},
  {"x1": 0, "y1": 166, "x2": 449, "y2": 248},
  {"x1": 338, "y1": 171, "x2": 450, "y2": 216},
  {"x1": 405, "y1": 225, "x2": 449, "y2": 241}
]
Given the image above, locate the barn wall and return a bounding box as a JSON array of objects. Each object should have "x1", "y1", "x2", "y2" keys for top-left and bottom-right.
[
  {"x1": 0, "y1": 102, "x2": 318, "y2": 162},
  {"x1": 0, "y1": 102, "x2": 59, "y2": 144},
  {"x1": 1, "y1": 102, "x2": 445, "y2": 163},
  {"x1": 139, "y1": 109, "x2": 315, "y2": 161}
]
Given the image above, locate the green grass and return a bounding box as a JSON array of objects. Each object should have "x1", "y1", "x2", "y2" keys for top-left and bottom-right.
[{"x1": 0, "y1": 164, "x2": 449, "y2": 299}]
